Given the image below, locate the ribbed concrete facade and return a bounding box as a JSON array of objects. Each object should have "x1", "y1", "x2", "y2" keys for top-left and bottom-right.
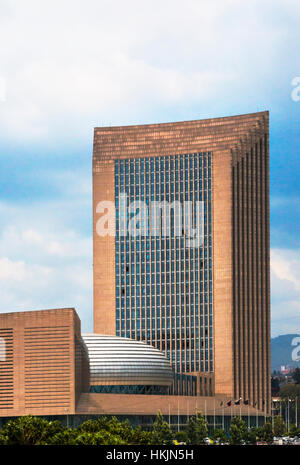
[
  {"x1": 0, "y1": 309, "x2": 90, "y2": 417},
  {"x1": 93, "y1": 111, "x2": 270, "y2": 412},
  {"x1": 231, "y1": 131, "x2": 270, "y2": 411},
  {"x1": 76, "y1": 392, "x2": 263, "y2": 418}
]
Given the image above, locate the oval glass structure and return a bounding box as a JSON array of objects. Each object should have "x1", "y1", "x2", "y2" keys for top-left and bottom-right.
[{"x1": 82, "y1": 334, "x2": 173, "y2": 387}]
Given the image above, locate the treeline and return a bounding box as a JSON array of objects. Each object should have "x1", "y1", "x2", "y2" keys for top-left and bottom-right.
[{"x1": 0, "y1": 412, "x2": 298, "y2": 445}]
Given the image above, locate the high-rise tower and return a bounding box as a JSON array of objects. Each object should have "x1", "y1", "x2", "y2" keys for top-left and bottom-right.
[{"x1": 92, "y1": 111, "x2": 270, "y2": 411}]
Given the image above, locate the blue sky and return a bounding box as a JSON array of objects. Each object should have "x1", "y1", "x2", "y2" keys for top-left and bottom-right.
[{"x1": 0, "y1": 0, "x2": 299, "y2": 336}]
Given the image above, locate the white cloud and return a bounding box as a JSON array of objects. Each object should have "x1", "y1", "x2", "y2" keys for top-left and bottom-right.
[
  {"x1": 0, "y1": 257, "x2": 50, "y2": 282},
  {"x1": 0, "y1": 255, "x2": 92, "y2": 330},
  {"x1": 0, "y1": 0, "x2": 300, "y2": 144},
  {"x1": 0, "y1": 163, "x2": 93, "y2": 329},
  {"x1": 271, "y1": 248, "x2": 300, "y2": 336},
  {"x1": 0, "y1": 197, "x2": 93, "y2": 331},
  {"x1": 0, "y1": 226, "x2": 91, "y2": 260},
  {"x1": 271, "y1": 248, "x2": 300, "y2": 291}
]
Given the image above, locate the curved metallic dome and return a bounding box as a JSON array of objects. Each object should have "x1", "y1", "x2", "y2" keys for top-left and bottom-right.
[{"x1": 82, "y1": 334, "x2": 173, "y2": 386}]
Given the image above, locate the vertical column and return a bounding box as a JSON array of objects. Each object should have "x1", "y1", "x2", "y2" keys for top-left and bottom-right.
[
  {"x1": 232, "y1": 154, "x2": 238, "y2": 399},
  {"x1": 264, "y1": 127, "x2": 271, "y2": 413},
  {"x1": 93, "y1": 160, "x2": 116, "y2": 334},
  {"x1": 200, "y1": 154, "x2": 205, "y2": 373},
  {"x1": 213, "y1": 150, "x2": 234, "y2": 397},
  {"x1": 247, "y1": 146, "x2": 254, "y2": 405},
  {"x1": 237, "y1": 155, "x2": 243, "y2": 398}
]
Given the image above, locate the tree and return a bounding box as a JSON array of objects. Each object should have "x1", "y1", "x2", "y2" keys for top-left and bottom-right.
[
  {"x1": 257, "y1": 422, "x2": 273, "y2": 445},
  {"x1": 174, "y1": 430, "x2": 188, "y2": 444},
  {"x1": 45, "y1": 429, "x2": 77, "y2": 445},
  {"x1": 0, "y1": 415, "x2": 158, "y2": 445},
  {"x1": 101, "y1": 417, "x2": 135, "y2": 443},
  {"x1": 151, "y1": 411, "x2": 173, "y2": 445},
  {"x1": 211, "y1": 428, "x2": 227, "y2": 444},
  {"x1": 280, "y1": 383, "x2": 300, "y2": 400},
  {"x1": 76, "y1": 418, "x2": 102, "y2": 433},
  {"x1": 131, "y1": 426, "x2": 153, "y2": 445},
  {"x1": 244, "y1": 428, "x2": 257, "y2": 445},
  {"x1": 187, "y1": 411, "x2": 208, "y2": 445},
  {"x1": 0, "y1": 433, "x2": 8, "y2": 446},
  {"x1": 229, "y1": 417, "x2": 248, "y2": 445},
  {"x1": 293, "y1": 367, "x2": 300, "y2": 384},
  {"x1": 280, "y1": 385, "x2": 300, "y2": 425},
  {"x1": 271, "y1": 377, "x2": 280, "y2": 395},
  {"x1": 288, "y1": 424, "x2": 300, "y2": 438},
  {"x1": 76, "y1": 416, "x2": 152, "y2": 445},
  {"x1": 74, "y1": 431, "x2": 126, "y2": 445},
  {"x1": 0, "y1": 416, "x2": 64, "y2": 445},
  {"x1": 273, "y1": 415, "x2": 286, "y2": 437}
]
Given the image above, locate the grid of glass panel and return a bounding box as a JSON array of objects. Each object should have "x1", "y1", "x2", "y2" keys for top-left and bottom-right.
[{"x1": 115, "y1": 153, "x2": 213, "y2": 373}]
